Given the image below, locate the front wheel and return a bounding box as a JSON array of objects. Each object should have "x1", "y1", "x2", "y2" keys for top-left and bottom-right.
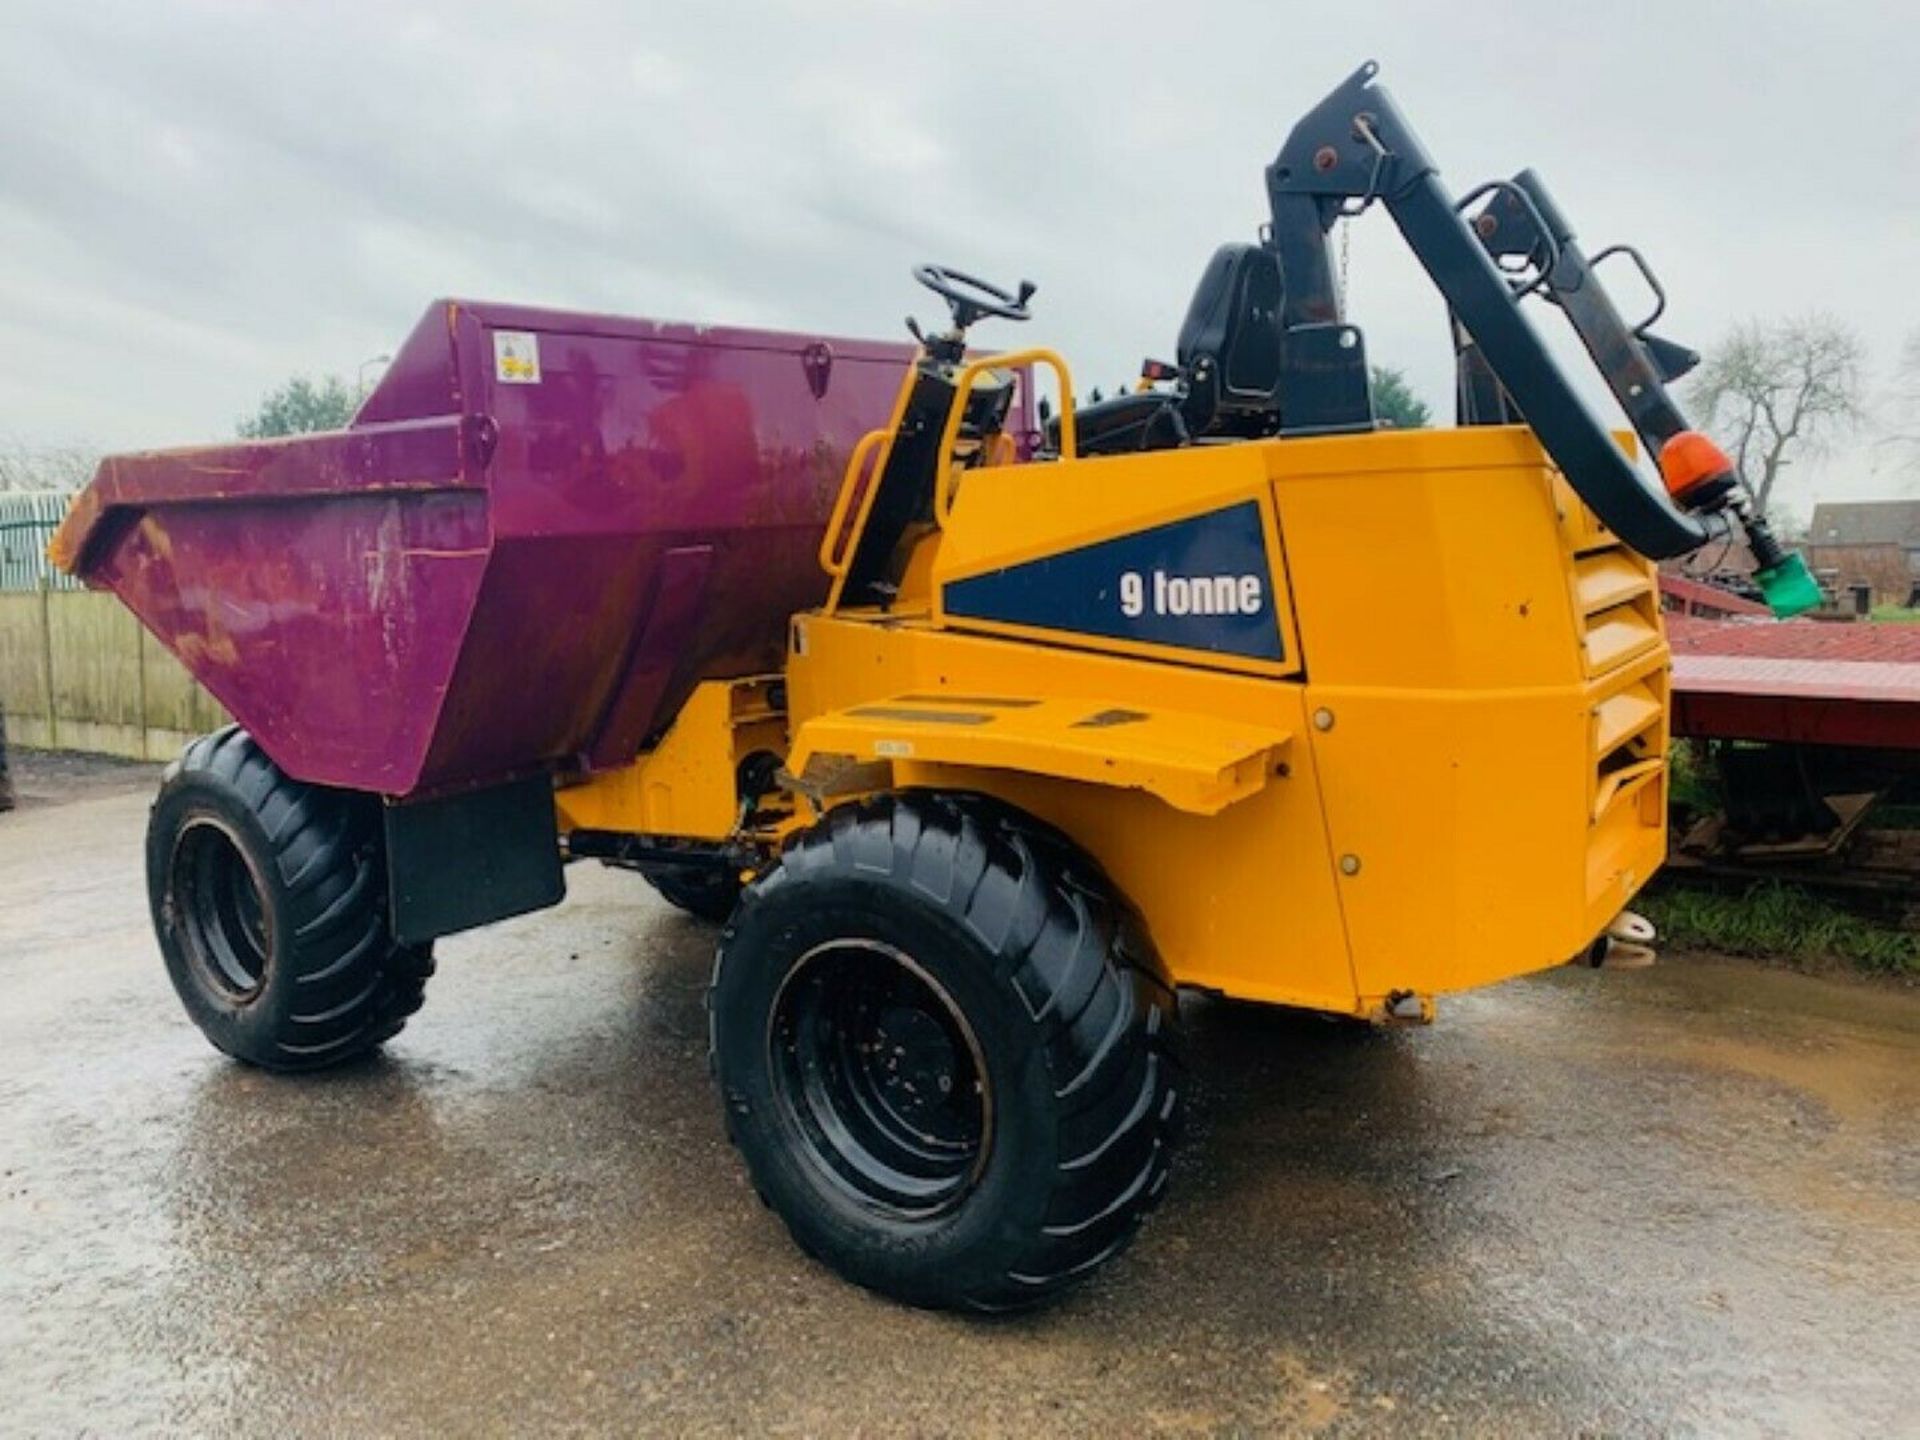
[
  {"x1": 710, "y1": 792, "x2": 1183, "y2": 1311},
  {"x1": 148, "y1": 727, "x2": 433, "y2": 1071},
  {"x1": 639, "y1": 861, "x2": 742, "y2": 924}
]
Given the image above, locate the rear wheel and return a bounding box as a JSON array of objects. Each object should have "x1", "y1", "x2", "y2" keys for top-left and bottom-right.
[
  {"x1": 710, "y1": 791, "x2": 1183, "y2": 1311},
  {"x1": 148, "y1": 727, "x2": 433, "y2": 1071}
]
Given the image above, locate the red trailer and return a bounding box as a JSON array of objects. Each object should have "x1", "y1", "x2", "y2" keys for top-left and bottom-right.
[{"x1": 1665, "y1": 604, "x2": 1920, "y2": 896}]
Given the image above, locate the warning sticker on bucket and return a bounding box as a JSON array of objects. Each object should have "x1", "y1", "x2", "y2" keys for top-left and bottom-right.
[{"x1": 493, "y1": 331, "x2": 541, "y2": 385}]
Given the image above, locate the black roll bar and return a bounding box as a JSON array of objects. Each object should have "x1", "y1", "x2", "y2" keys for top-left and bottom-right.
[{"x1": 1265, "y1": 62, "x2": 1714, "y2": 561}]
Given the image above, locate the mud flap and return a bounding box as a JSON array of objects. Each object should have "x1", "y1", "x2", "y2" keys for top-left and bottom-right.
[{"x1": 384, "y1": 773, "x2": 565, "y2": 944}]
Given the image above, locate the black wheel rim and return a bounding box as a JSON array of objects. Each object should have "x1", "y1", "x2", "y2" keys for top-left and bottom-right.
[
  {"x1": 172, "y1": 817, "x2": 272, "y2": 1004},
  {"x1": 769, "y1": 940, "x2": 991, "y2": 1218}
]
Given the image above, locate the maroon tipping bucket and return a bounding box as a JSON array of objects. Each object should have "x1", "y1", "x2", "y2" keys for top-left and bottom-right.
[{"x1": 53, "y1": 301, "x2": 914, "y2": 796}]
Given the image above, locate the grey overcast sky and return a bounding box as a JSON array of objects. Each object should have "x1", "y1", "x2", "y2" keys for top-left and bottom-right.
[{"x1": 3, "y1": 0, "x2": 1917, "y2": 507}]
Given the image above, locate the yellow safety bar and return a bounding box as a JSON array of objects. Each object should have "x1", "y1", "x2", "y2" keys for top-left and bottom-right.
[
  {"x1": 934, "y1": 348, "x2": 1077, "y2": 527},
  {"x1": 818, "y1": 428, "x2": 888, "y2": 579}
]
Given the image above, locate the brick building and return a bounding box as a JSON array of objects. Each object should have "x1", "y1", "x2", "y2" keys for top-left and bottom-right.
[{"x1": 1806, "y1": 500, "x2": 1920, "y2": 608}]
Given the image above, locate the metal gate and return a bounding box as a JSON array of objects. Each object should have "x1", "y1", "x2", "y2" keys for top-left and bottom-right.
[{"x1": 0, "y1": 492, "x2": 79, "y2": 592}]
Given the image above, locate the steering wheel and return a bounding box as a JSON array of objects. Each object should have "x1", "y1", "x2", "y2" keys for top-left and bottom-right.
[{"x1": 912, "y1": 264, "x2": 1035, "y2": 329}]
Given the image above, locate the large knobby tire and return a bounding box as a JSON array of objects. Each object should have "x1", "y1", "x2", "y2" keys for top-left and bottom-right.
[
  {"x1": 640, "y1": 862, "x2": 742, "y2": 924},
  {"x1": 148, "y1": 726, "x2": 433, "y2": 1071},
  {"x1": 710, "y1": 791, "x2": 1184, "y2": 1311}
]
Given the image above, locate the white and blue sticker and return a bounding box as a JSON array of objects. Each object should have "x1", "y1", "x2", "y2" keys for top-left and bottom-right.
[{"x1": 943, "y1": 501, "x2": 1284, "y2": 661}]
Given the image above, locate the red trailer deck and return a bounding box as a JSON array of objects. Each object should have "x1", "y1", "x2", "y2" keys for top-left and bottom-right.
[{"x1": 1668, "y1": 617, "x2": 1920, "y2": 751}]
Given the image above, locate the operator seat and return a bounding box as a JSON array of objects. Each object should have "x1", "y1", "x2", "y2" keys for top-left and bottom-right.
[{"x1": 1057, "y1": 243, "x2": 1288, "y2": 456}]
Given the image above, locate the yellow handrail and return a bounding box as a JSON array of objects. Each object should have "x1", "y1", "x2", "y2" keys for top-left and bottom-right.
[
  {"x1": 934, "y1": 348, "x2": 1076, "y2": 527},
  {"x1": 818, "y1": 428, "x2": 888, "y2": 578}
]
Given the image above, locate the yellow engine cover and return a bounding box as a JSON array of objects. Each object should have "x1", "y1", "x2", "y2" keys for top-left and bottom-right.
[{"x1": 783, "y1": 425, "x2": 1668, "y2": 1019}]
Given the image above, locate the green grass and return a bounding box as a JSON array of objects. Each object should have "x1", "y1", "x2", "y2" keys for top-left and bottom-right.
[
  {"x1": 1666, "y1": 739, "x2": 1719, "y2": 813},
  {"x1": 1640, "y1": 881, "x2": 1919, "y2": 976},
  {"x1": 1870, "y1": 604, "x2": 1920, "y2": 623}
]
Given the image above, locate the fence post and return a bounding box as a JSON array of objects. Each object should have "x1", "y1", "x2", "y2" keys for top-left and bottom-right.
[
  {"x1": 38, "y1": 578, "x2": 58, "y2": 750},
  {"x1": 0, "y1": 699, "x2": 13, "y2": 811},
  {"x1": 135, "y1": 615, "x2": 151, "y2": 760}
]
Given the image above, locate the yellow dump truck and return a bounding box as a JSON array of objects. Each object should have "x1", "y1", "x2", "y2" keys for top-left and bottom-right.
[{"x1": 59, "y1": 63, "x2": 1812, "y2": 1311}]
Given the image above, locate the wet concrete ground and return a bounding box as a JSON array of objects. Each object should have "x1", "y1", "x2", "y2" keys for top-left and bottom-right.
[{"x1": 2, "y1": 752, "x2": 1916, "y2": 1438}]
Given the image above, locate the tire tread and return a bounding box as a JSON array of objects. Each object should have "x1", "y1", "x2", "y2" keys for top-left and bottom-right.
[
  {"x1": 712, "y1": 788, "x2": 1184, "y2": 1312},
  {"x1": 151, "y1": 727, "x2": 431, "y2": 1071}
]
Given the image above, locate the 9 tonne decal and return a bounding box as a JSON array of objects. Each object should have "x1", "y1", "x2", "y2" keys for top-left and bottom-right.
[
  {"x1": 1119, "y1": 568, "x2": 1265, "y2": 621},
  {"x1": 944, "y1": 501, "x2": 1284, "y2": 662}
]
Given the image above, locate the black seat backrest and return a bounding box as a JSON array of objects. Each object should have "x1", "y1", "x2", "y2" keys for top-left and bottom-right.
[
  {"x1": 1056, "y1": 242, "x2": 1289, "y2": 458},
  {"x1": 1176, "y1": 243, "x2": 1285, "y2": 435}
]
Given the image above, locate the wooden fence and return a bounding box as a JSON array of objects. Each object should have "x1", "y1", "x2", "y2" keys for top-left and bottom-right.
[{"x1": 0, "y1": 585, "x2": 228, "y2": 761}]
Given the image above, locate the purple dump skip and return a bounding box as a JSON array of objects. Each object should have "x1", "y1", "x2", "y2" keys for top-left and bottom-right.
[{"x1": 54, "y1": 300, "x2": 916, "y2": 796}]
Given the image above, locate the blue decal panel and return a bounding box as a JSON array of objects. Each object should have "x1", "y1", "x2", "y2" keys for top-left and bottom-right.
[{"x1": 943, "y1": 501, "x2": 1284, "y2": 662}]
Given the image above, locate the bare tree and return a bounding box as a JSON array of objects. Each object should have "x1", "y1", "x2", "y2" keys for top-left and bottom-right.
[
  {"x1": 0, "y1": 438, "x2": 100, "y2": 493},
  {"x1": 1688, "y1": 315, "x2": 1867, "y2": 512},
  {"x1": 1884, "y1": 329, "x2": 1920, "y2": 484}
]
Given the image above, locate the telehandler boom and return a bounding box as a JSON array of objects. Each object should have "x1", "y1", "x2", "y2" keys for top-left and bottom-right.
[{"x1": 56, "y1": 64, "x2": 1811, "y2": 1310}]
